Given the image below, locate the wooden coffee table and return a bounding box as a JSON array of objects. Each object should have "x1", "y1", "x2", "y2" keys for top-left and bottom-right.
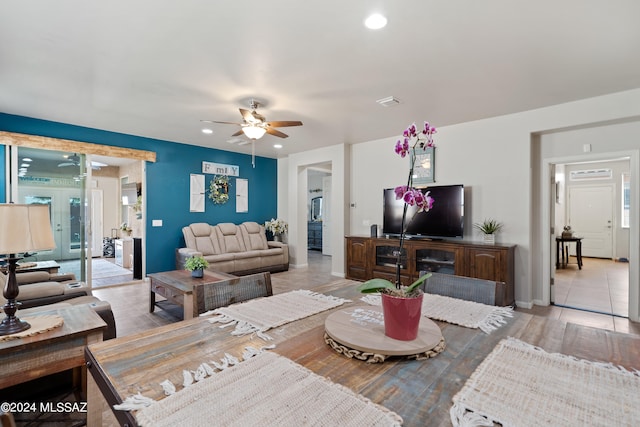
[{"x1": 148, "y1": 269, "x2": 236, "y2": 320}]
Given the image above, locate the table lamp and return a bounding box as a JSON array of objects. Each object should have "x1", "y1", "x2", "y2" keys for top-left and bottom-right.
[{"x1": 0, "y1": 204, "x2": 56, "y2": 336}]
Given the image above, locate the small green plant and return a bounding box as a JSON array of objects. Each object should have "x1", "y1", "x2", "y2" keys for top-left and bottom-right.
[
  {"x1": 184, "y1": 256, "x2": 209, "y2": 271},
  {"x1": 474, "y1": 218, "x2": 503, "y2": 235},
  {"x1": 357, "y1": 272, "x2": 431, "y2": 298}
]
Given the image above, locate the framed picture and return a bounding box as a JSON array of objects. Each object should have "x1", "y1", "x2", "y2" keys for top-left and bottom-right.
[{"x1": 412, "y1": 147, "x2": 435, "y2": 184}]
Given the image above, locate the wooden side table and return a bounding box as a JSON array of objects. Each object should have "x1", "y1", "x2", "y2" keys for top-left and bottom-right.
[
  {"x1": 555, "y1": 236, "x2": 583, "y2": 269},
  {"x1": 0, "y1": 305, "x2": 105, "y2": 392}
]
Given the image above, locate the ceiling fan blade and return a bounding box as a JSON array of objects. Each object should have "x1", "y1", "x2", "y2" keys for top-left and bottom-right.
[
  {"x1": 265, "y1": 127, "x2": 289, "y2": 138},
  {"x1": 240, "y1": 108, "x2": 265, "y2": 124},
  {"x1": 231, "y1": 129, "x2": 244, "y2": 137},
  {"x1": 239, "y1": 108, "x2": 254, "y2": 121},
  {"x1": 266, "y1": 121, "x2": 303, "y2": 128},
  {"x1": 201, "y1": 120, "x2": 242, "y2": 125}
]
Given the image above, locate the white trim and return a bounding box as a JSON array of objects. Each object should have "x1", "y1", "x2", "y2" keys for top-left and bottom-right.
[{"x1": 541, "y1": 150, "x2": 639, "y2": 322}]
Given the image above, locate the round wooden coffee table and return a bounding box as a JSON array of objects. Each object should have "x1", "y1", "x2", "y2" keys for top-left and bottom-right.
[{"x1": 324, "y1": 305, "x2": 445, "y2": 363}]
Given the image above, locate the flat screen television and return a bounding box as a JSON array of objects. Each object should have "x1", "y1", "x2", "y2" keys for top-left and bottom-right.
[{"x1": 382, "y1": 184, "x2": 464, "y2": 239}]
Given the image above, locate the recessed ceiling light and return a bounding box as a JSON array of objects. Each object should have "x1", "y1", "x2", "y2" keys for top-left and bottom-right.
[
  {"x1": 365, "y1": 13, "x2": 387, "y2": 30},
  {"x1": 22, "y1": 158, "x2": 33, "y2": 162},
  {"x1": 20, "y1": 163, "x2": 30, "y2": 168},
  {"x1": 202, "y1": 128, "x2": 213, "y2": 134},
  {"x1": 274, "y1": 144, "x2": 283, "y2": 149}
]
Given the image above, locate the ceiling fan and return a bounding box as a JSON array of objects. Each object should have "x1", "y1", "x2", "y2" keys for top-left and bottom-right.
[
  {"x1": 201, "y1": 100, "x2": 303, "y2": 167},
  {"x1": 202, "y1": 100, "x2": 303, "y2": 140},
  {"x1": 58, "y1": 153, "x2": 81, "y2": 167},
  {"x1": 58, "y1": 153, "x2": 105, "y2": 170}
]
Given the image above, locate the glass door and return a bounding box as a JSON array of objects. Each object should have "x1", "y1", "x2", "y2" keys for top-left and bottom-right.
[{"x1": 12, "y1": 147, "x2": 88, "y2": 281}]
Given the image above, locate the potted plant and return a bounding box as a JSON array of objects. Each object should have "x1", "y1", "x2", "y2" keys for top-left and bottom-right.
[
  {"x1": 474, "y1": 218, "x2": 503, "y2": 245},
  {"x1": 131, "y1": 195, "x2": 142, "y2": 219},
  {"x1": 265, "y1": 218, "x2": 288, "y2": 242},
  {"x1": 184, "y1": 255, "x2": 209, "y2": 278},
  {"x1": 357, "y1": 121, "x2": 438, "y2": 341},
  {"x1": 120, "y1": 222, "x2": 132, "y2": 237},
  {"x1": 358, "y1": 274, "x2": 431, "y2": 340}
]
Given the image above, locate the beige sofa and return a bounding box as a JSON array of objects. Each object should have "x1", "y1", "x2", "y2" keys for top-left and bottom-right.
[{"x1": 176, "y1": 222, "x2": 289, "y2": 276}]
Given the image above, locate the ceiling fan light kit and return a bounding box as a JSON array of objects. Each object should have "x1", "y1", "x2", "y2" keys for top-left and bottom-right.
[
  {"x1": 202, "y1": 99, "x2": 303, "y2": 167},
  {"x1": 242, "y1": 126, "x2": 267, "y2": 140}
]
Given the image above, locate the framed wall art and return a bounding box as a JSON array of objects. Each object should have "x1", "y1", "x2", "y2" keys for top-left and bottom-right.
[{"x1": 412, "y1": 147, "x2": 435, "y2": 185}]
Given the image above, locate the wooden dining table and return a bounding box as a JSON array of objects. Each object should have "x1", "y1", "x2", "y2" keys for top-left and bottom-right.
[{"x1": 85, "y1": 282, "x2": 640, "y2": 427}]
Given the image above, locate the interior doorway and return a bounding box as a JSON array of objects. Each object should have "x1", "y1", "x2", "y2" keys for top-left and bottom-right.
[
  {"x1": 550, "y1": 158, "x2": 631, "y2": 317},
  {"x1": 8, "y1": 146, "x2": 143, "y2": 288},
  {"x1": 306, "y1": 164, "x2": 332, "y2": 258}
]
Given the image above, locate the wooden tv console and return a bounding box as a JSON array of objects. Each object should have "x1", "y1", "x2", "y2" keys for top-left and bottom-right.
[{"x1": 345, "y1": 236, "x2": 515, "y2": 306}]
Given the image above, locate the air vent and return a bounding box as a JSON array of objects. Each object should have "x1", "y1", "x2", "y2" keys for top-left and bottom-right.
[
  {"x1": 226, "y1": 138, "x2": 250, "y2": 146},
  {"x1": 569, "y1": 169, "x2": 612, "y2": 181},
  {"x1": 376, "y1": 96, "x2": 400, "y2": 107}
]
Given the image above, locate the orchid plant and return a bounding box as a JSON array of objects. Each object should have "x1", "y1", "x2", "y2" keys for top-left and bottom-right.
[{"x1": 358, "y1": 121, "x2": 438, "y2": 297}]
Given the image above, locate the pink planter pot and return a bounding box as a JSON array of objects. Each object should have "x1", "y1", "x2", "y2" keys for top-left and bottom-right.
[{"x1": 381, "y1": 292, "x2": 423, "y2": 341}]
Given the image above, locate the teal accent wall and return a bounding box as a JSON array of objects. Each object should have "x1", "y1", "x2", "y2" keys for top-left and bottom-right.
[{"x1": 0, "y1": 113, "x2": 278, "y2": 273}]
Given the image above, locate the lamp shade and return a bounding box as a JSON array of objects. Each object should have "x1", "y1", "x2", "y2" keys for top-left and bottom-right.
[
  {"x1": 242, "y1": 126, "x2": 267, "y2": 140},
  {"x1": 0, "y1": 204, "x2": 56, "y2": 255}
]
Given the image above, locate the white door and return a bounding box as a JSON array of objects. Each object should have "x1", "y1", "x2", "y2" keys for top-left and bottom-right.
[
  {"x1": 322, "y1": 176, "x2": 332, "y2": 255},
  {"x1": 568, "y1": 185, "x2": 613, "y2": 258}
]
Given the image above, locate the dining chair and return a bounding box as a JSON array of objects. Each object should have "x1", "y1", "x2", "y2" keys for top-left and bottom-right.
[
  {"x1": 193, "y1": 271, "x2": 273, "y2": 315},
  {"x1": 419, "y1": 272, "x2": 498, "y2": 306}
]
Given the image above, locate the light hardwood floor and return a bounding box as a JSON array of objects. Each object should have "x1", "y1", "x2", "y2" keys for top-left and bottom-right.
[{"x1": 92, "y1": 250, "x2": 640, "y2": 338}]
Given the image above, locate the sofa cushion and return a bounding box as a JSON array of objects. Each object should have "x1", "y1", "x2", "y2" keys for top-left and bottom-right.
[
  {"x1": 183, "y1": 223, "x2": 221, "y2": 256},
  {"x1": 215, "y1": 223, "x2": 247, "y2": 253},
  {"x1": 0, "y1": 280, "x2": 65, "y2": 305},
  {"x1": 240, "y1": 222, "x2": 269, "y2": 251},
  {"x1": 16, "y1": 271, "x2": 51, "y2": 284}
]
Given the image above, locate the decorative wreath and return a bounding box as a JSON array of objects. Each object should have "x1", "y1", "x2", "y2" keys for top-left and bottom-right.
[{"x1": 209, "y1": 175, "x2": 231, "y2": 204}]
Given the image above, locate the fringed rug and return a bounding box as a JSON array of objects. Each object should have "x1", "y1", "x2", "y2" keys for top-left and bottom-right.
[
  {"x1": 361, "y1": 293, "x2": 513, "y2": 334},
  {"x1": 205, "y1": 289, "x2": 350, "y2": 340},
  {"x1": 451, "y1": 337, "x2": 640, "y2": 426},
  {"x1": 134, "y1": 351, "x2": 402, "y2": 427}
]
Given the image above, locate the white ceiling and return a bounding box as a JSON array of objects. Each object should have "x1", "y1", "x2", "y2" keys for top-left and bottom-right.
[{"x1": 2, "y1": 1, "x2": 640, "y2": 160}]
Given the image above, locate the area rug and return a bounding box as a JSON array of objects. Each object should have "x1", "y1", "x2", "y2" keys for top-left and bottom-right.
[
  {"x1": 361, "y1": 293, "x2": 513, "y2": 334},
  {"x1": 57, "y1": 258, "x2": 132, "y2": 281},
  {"x1": 205, "y1": 289, "x2": 350, "y2": 340},
  {"x1": 134, "y1": 351, "x2": 402, "y2": 427},
  {"x1": 450, "y1": 337, "x2": 640, "y2": 426}
]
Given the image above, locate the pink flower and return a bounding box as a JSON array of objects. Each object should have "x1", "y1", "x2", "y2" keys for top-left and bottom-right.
[
  {"x1": 395, "y1": 122, "x2": 436, "y2": 158},
  {"x1": 394, "y1": 186, "x2": 409, "y2": 200},
  {"x1": 394, "y1": 138, "x2": 410, "y2": 157},
  {"x1": 415, "y1": 191, "x2": 434, "y2": 213}
]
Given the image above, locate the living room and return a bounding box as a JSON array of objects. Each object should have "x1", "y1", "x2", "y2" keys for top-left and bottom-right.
[{"x1": 1, "y1": 2, "x2": 640, "y2": 425}]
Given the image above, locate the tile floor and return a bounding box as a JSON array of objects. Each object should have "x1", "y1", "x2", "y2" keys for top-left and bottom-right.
[
  {"x1": 554, "y1": 256, "x2": 629, "y2": 317},
  {"x1": 92, "y1": 250, "x2": 640, "y2": 338}
]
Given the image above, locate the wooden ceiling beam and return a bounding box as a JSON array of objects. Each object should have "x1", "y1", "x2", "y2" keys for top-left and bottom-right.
[{"x1": 0, "y1": 131, "x2": 156, "y2": 162}]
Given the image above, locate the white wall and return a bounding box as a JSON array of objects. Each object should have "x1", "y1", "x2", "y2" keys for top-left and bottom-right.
[
  {"x1": 94, "y1": 176, "x2": 119, "y2": 237},
  {"x1": 281, "y1": 143, "x2": 349, "y2": 277},
  {"x1": 346, "y1": 88, "x2": 640, "y2": 318}
]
